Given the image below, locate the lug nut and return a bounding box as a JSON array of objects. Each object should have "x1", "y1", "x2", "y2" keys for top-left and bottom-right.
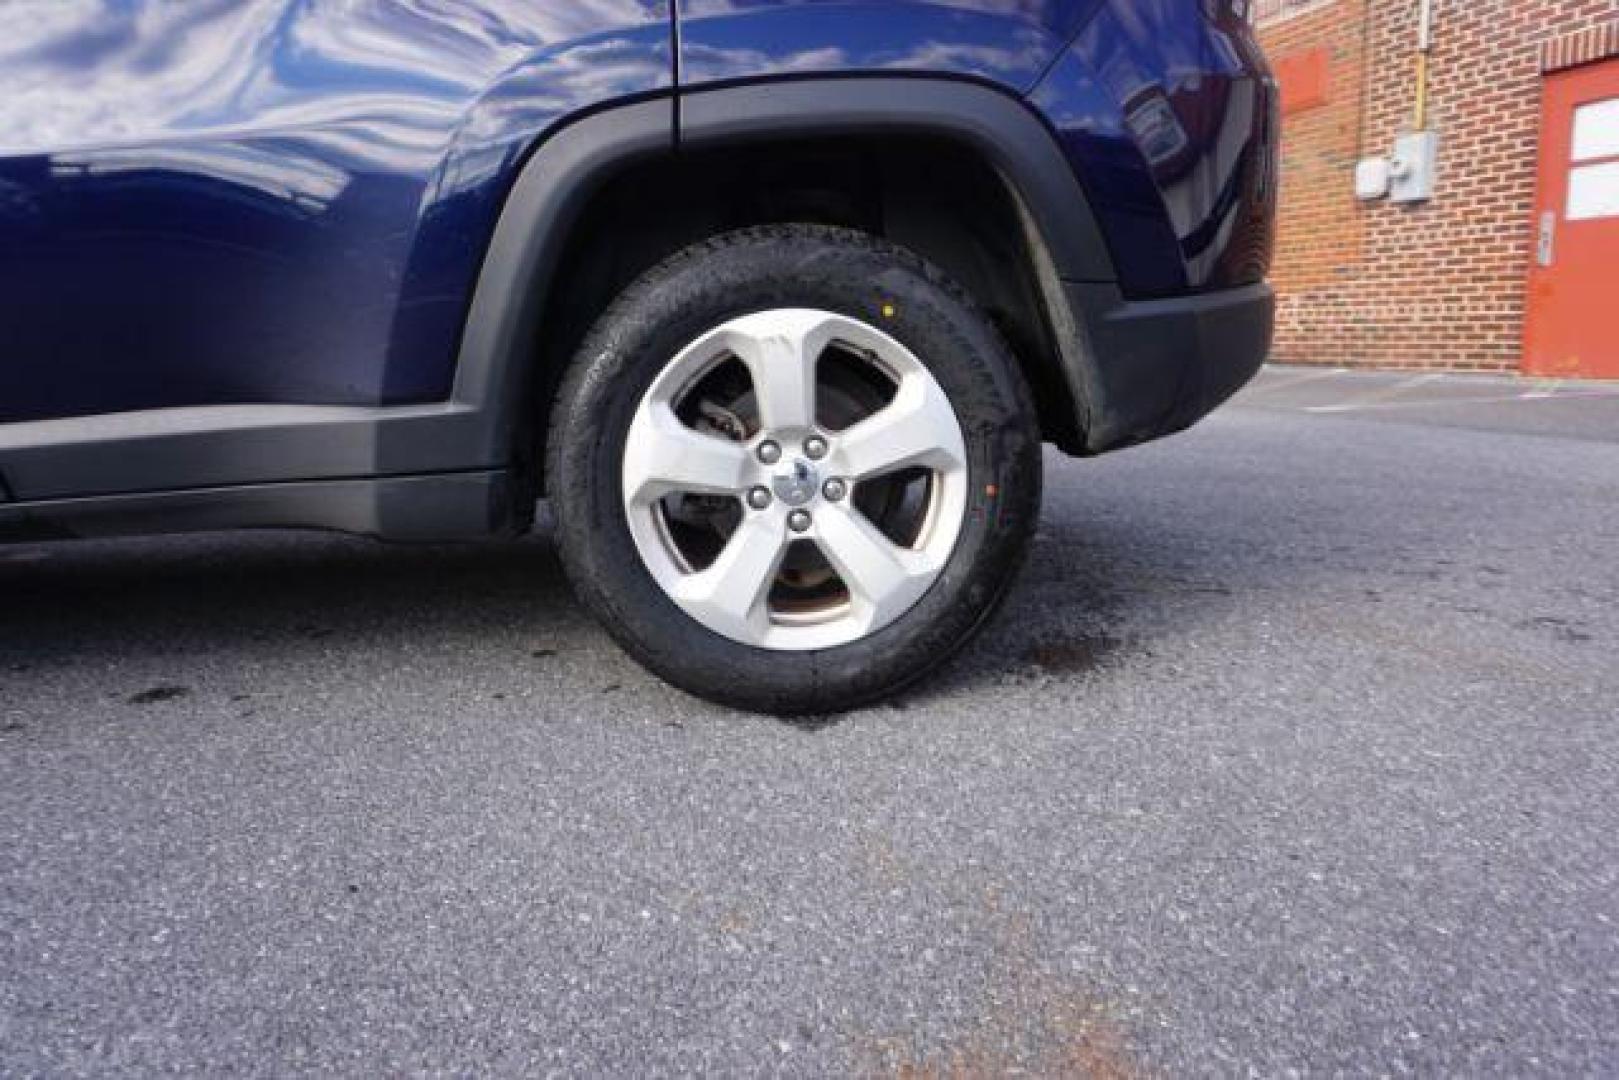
[
  {"x1": 746, "y1": 486, "x2": 772, "y2": 510},
  {"x1": 822, "y1": 478, "x2": 848, "y2": 502},
  {"x1": 787, "y1": 509, "x2": 812, "y2": 533},
  {"x1": 756, "y1": 440, "x2": 782, "y2": 465},
  {"x1": 803, "y1": 436, "x2": 828, "y2": 460}
]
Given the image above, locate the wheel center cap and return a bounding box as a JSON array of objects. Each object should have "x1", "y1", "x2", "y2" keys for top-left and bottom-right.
[{"x1": 772, "y1": 458, "x2": 819, "y2": 507}]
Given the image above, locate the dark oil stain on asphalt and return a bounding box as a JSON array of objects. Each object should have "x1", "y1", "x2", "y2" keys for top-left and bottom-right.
[
  {"x1": 1521, "y1": 616, "x2": 1593, "y2": 643},
  {"x1": 1023, "y1": 633, "x2": 1125, "y2": 673},
  {"x1": 128, "y1": 685, "x2": 191, "y2": 705}
]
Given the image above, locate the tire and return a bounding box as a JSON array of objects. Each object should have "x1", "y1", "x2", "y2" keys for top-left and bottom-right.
[{"x1": 546, "y1": 225, "x2": 1041, "y2": 715}]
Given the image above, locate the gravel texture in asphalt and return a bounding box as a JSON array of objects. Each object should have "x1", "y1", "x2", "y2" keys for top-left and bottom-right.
[{"x1": 2, "y1": 367, "x2": 1616, "y2": 1075}]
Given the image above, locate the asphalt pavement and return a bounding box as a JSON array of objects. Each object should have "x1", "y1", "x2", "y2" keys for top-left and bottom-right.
[{"x1": 2, "y1": 366, "x2": 1616, "y2": 1075}]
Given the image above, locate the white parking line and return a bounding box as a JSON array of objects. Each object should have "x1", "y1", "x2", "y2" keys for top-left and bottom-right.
[
  {"x1": 1303, "y1": 388, "x2": 1619, "y2": 413},
  {"x1": 1518, "y1": 378, "x2": 1572, "y2": 399},
  {"x1": 1301, "y1": 373, "x2": 1444, "y2": 413},
  {"x1": 1248, "y1": 367, "x2": 1351, "y2": 396}
]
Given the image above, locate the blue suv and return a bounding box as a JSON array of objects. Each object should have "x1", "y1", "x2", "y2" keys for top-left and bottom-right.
[{"x1": 0, "y1": 2, "x2": 1276, "y2": 713}]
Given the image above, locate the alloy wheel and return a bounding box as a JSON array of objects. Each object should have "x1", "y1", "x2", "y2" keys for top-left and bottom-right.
[{"x1": 620, "y1": 309, "x2": 969, "y2": 650}]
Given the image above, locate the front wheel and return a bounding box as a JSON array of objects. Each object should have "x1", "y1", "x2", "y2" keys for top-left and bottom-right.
[{"x1": 547, "y1": 226, "x2": 1041, "y2": 715}]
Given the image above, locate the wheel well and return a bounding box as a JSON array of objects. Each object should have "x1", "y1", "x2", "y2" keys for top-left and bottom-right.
[{"x1": 525, "y1": 134, "x2": 1083, "y2": 488}]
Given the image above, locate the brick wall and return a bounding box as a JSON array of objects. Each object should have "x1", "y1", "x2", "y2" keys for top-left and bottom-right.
[{"x1": 1259, "y1": 0, "x2": 1619, "y2": 372}]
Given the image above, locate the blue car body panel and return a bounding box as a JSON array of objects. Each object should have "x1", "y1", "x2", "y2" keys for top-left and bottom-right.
[
  {"x1": 0, "y1": 1, "x2": 670, "y2": 424},
  {"x1": 676, "y1": 1, "x2": 1093, "y2": 91},
  {"x1": 1031, "y1": 0, "x2": 1276, "y2": 296},
  {"x1": 0, "y1": 0, "x2": 1274, "y2": 523}
]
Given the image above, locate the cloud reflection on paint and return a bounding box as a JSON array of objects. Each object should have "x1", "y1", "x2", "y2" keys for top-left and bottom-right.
[
  {"x1": 0, "y1": 1, "x2": 671, "y2": 417},
  {"x1": 0, "y1": 1, "x2": 665, "y2": 159},
  {"x1": 676, "y1": 1, "x2": 1069, "y2": 90}
]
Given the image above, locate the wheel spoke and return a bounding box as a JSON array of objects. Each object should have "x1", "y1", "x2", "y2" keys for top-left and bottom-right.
[
  {"x1": 724, "y1": 310, "x2": 835, "y2": 432},
  {"x1": 623, "y1": 402, "x2": 749, "y2": 506},
  {"x1": 815, "y1": 503, "x2": 937, "y2": 628},
  {"x1": 835, "y1": 372, "x2": 964, "y2": 481},
  {"x1": 672, "y1": 513, "x2": 789, "y2": 640}
]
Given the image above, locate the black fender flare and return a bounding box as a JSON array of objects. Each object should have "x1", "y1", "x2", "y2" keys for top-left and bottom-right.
[
  {"x1": 476, "y1": 76, "x2": 1118, "y2": 469},
  {"x1": 676, "y1": 76, "x2": 1115, "y2": 283}
]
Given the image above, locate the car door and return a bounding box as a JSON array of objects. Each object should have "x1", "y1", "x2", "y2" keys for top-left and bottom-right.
[
  {"x1": 0, "y1": 1, "x2": 671, "y2": 499},
  {"x1": 1524, "y1": 57, "x2": 1619, "y2": 379}
]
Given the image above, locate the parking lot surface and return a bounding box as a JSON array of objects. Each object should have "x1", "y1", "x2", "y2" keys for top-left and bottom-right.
[{"x1": 3, "y1": 367, "x2": 1616, "y2": 1075}]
